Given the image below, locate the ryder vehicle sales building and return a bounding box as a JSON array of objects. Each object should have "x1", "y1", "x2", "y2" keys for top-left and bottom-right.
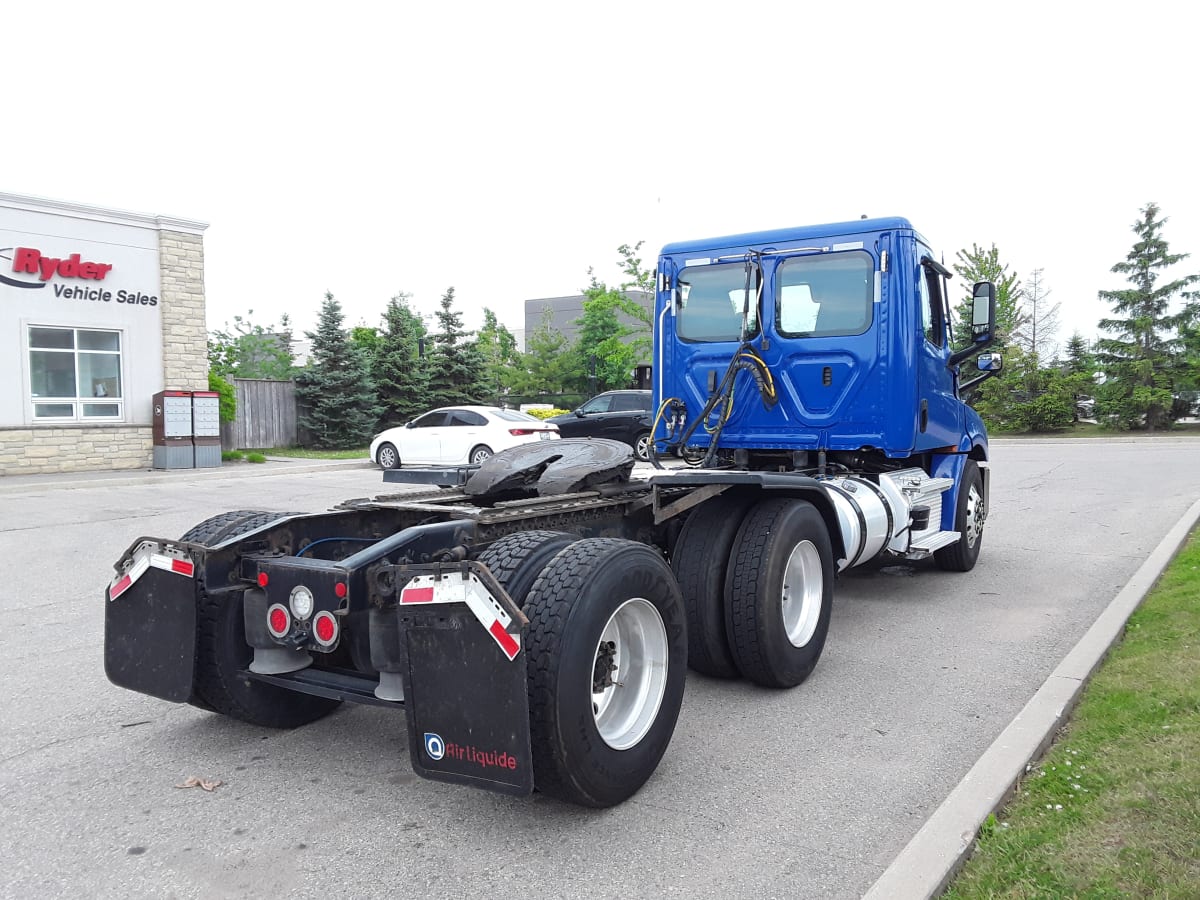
[{"x1": 1, "y1": 192, "x2": 209, "y2": 475}]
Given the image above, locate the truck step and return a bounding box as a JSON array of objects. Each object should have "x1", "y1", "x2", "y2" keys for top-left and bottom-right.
[{"x1": 907, "y1": 530, "x2": 960, "y2": 554}]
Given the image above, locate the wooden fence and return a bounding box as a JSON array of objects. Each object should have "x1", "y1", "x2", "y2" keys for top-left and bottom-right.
[{"x1": 224, "y1": 378, "x2": 296, "y2": 450}]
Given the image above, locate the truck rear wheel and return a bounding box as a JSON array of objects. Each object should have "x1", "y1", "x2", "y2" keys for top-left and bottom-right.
[
  {"x1": 475, "y1": 530, "x2": 579, "y2": 607},
  {"x1": 725, "y1": 498, "x2": 834, "y2": 689},
  {"x1": 523, "y1": 538, "x2": 686, "y2": 807},
  {"x1": 935, "y1": 460, "x2": 985, "y2": 572},
  {"x1": 671, "y1": 493, "x2": 754, "y2": 678},
  {"x1": 182, "y1": 510, "x2": 341, "y2": 728}
]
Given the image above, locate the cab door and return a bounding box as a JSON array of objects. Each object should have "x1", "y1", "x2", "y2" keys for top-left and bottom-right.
[{"x1": 915, "y1": 251, "x2": 963, "y2": 449}]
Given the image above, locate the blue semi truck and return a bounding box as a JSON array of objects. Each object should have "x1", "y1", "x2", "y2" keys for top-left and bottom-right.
[{"x1": 104, "y1": 216, "x2": 1002, "y2": 808}]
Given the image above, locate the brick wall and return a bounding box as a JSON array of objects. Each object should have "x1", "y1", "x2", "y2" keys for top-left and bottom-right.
[
  {"x1": 159, "y1": 230, "x2": 209, "y2": 390},
  {"x1": 0, "y1": 426, "x2": 154, "y2": 475}
]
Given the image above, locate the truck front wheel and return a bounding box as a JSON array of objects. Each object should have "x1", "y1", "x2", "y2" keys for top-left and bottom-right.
[
  {"x1": 724, "y1": 498, "x2": 834, "y2": 689},
  {"x1": 523, "y1": 539, "x2": 686, "y2": 807},
  {"x1": 182, "y1": 510, "x2": 341, "y2": 728},
  {"x1": 935, "y1": 460, "x2": 985, "y2": 572}
]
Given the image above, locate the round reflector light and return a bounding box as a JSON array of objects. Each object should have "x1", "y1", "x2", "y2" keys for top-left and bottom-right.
[
  {"x1": 334, "y1": 582, "x2": 347, "y2": 599},
  {"x1": 313, "y1": 611, "x2": 338, "y2": 646},
  {"x1": 266, "y1": 603, "x2": 290, "y2": 638},
  {"x1": 290, "y1": 585, "x2": 315, "y2": 620},
  {"x1": 257, "y1": 572, "x2": 269, "y2": 588}
]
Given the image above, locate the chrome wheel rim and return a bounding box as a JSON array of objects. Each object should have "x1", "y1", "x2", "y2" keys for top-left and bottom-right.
[
  {"x1": 965, "y1": 483, "x2": 984, "y2": 548},
  {"x1": 781, "y1": 539, "x2": 823, "y2": 648},
  {"x1": 471, "y1": 447, "x2": 492, "y2": 464},
  {"x1": 378, "y1": 446, "x2": 397, "y2": 468},
  {"x1": 591, "y1": 597, "x2": 669, "y2": 750},
  {"x1": 635, "y1": 435, "x2": 651, "y2": 460}
]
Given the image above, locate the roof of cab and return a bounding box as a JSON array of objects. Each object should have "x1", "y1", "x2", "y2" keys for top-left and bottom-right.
[{"x1": 659, "y1": 216, "x2": 918, "y2": 256}]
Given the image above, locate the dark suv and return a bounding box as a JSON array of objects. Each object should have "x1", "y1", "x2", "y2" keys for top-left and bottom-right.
[{"x1": 548, "y1": 390, "x2": 653, "y2": 460}]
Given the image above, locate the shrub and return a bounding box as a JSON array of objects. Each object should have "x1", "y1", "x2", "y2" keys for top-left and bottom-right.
[
  {"x1": 526, "y1": 407, "x2": 570, "y2": 420},
  {"x1": 245, "y1": 452, "x2": 267, "y2": 463},
  {"x1": 221, "y1": 450, "x2": 244, "y2": 461}
]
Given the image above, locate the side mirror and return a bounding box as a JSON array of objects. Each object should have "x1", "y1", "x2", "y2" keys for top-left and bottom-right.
[
  {"x1": 574, "y1": 409, "x2": 585, "y2": 418},
  {"x1": 970, "y1": 281, "x2": 996, "y2": 343},
  {"x1": 977, "y1": 352, "x2": 1003, "y2": 372},
  {"x1": 405, "y1": 421, "x2": 414, "y2": 429},
  {"x1": 948, "y1": 281, "x2": 997, "y2": 368}
]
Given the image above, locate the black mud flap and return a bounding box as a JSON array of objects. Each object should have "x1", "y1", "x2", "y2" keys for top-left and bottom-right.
[
  {"x1": 104, "y1": 567, "x2": 197, "y2": 703},
  {"x1": 395, "y1": 564, "x2": 533, "y2": 796}
]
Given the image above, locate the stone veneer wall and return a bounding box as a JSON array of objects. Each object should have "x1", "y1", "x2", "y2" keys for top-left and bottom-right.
[
  {"x1": 0, "y1": 426, "x2": 154, "y2": 475},
  {"x1": 159, "y1": 230, "x2": 209, "y2": 390}
]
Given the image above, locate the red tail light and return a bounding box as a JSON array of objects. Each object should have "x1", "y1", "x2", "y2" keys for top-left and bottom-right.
[
  {"x1": 509, "y1": 428, "x2": 535, "y2": 436},
  {"x1": 267, "y1": 603, "x2": 291, "y2": 638},
  {"x1": 313, "y1": 610, "x2": 338, "y2": 647}
]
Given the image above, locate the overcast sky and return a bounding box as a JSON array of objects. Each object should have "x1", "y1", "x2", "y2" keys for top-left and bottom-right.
[{"x1": 5, "y1": 1, "x2": 1197, "y2": 353}]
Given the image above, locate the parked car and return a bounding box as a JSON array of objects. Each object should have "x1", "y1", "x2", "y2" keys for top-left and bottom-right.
[
  {"x1": 370, "y1": 406, "x2": 559, "y2": 469},
  {"x1": 547, "y1": 390, "x2": 653, "y2": 460}
]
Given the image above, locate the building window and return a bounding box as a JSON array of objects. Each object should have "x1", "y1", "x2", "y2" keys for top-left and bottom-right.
[{"x1": 28, "y1": 326, "x2": 123, "y2": 421}]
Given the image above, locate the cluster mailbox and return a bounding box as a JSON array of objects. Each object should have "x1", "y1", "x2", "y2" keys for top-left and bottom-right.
[{"x1": 151, "y1": 390, "x2": 222, "y2": 470}]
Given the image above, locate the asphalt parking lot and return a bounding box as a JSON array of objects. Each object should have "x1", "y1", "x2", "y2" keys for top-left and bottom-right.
[{"x1": 2, "y1": 439, "x2": 1198, "y2": 900}]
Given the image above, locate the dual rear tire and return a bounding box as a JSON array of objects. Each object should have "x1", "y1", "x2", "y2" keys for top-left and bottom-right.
[
  {"x1": 478, "y1": 533, "x2": 687, "y2": 808},
  {"x1": 673, "y1": 495, "x2": 834, "y2": 689}
]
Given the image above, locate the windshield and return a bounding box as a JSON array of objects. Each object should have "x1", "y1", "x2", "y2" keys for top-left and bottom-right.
[
  {"x1": 776, "y1": 251, "x2": 873, "y2": 337},
  {"x1": 675, "y1": 263, "x2": 760, "y2": 343}
]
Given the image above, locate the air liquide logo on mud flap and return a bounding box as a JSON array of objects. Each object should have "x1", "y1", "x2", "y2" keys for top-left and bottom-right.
[
  {"x1": 424, "y1": 732, "x2": 519, "y2": 771},
  {"x1": 423, "y1": 732, "x2": 446, "y2": 761},
  {"x1": 1, "y1": 246, "x2": 158, "y2": 306}
]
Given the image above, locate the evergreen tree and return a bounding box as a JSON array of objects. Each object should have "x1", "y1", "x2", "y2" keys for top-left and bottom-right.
[
  {"x1": 951, "y1": 244, "x2": 1025, "y2": 348},
  {"x1": 295, "y1": 292, "x2": 381, "y2": 448},
  {"x1": 373, "y1": 292, "x2": 430, "y2": 424},
  {"x1": 474, "y1": 308, "x2": 519, "y2": 405},
  {"x1": 1095, "y1": 203, "x2": 1198, "y2": 430},
  {"x1": 1063, "y1": 332, "x2": 1094, "y2": 375},
  {"x1": 426, "y1": 287, "x2": 489, "y2": 407},
  {"x1": 509, "y1": 310, "x2": 576, "y2": 401}
]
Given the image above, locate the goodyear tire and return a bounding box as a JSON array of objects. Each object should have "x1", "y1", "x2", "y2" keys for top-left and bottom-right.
[
  {"x1": 475, "y1": 530, "x2": 580, "y2": 607},
  {"x1": 524, "y1": 539, "x2": 686, "y2": 807},
  {"x1": 671, "y1": 493, "x2": 755, "y2": 678},
  {"x1": 724, "y1": 498, "x2": 834, "y2": 689},
  {"x1": 183, "y1": 510, "x2": 341, "y2": 728},
  {"x1": 935, "y1": 460, "x2": 985, "y2": 572}
]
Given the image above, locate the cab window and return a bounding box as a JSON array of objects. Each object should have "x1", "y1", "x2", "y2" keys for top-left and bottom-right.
[
  {"x1": 920, "y1": 255, "x2": 948, "y2": 348},
  {"x1": 676, "y1": 264, "x2": 759, "y2": 342},
  {"x1": 776, "y1": 251, "x2": 873, "y2": 337}
]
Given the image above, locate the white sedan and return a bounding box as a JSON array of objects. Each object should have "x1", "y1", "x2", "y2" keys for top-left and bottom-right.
[{"x1": 369, "y1": 406, "x2": 560, "y2": 469}]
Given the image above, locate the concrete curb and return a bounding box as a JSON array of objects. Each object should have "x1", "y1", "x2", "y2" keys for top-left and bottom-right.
[
  {"x1": 863, "y1": 496, "x2": 1200, "y2": 900},
  {"x1": 0, "y1": 458, "x2": 373, "y2": 494}
]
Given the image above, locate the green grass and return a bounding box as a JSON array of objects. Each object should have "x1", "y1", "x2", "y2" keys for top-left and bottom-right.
[
  {"x1": 221, "y1": 450, "x2": 244, "y2": 461},
  {"x1": 945, "y1": 533, "x2": 1200, "y2": 898},
  {"x1": 244, "y1": 452, "x2": 267, "y2": 464},
  {"x1": 993, "y1": 421, "x2": 1200, "y2": 438},
  {"x1": 244, "y1": 447, "x2": 369, "y2": 459}
]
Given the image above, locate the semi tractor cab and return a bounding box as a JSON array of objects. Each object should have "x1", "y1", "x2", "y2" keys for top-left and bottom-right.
[
  {"x1": 650, "y1": 216, "x2": 1002, "y2": 571},
  {"x1": 103, "y1": 216, "x2": 1003, "y2": 809}
]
